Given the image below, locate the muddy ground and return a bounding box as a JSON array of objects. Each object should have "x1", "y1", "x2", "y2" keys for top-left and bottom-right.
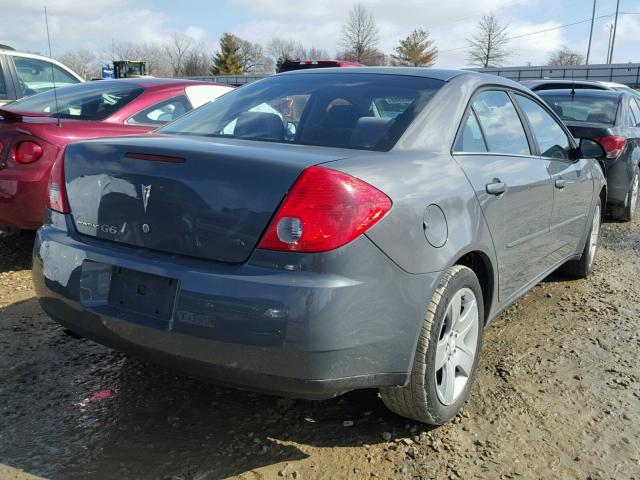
[{"x1": 0, "y1": 216, "x2": 639, "y2": 480}]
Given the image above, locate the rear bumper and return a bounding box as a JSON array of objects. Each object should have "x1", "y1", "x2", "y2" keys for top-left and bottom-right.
[
  {"x1": 33, "y1": 211, "x2": 440, "y2": 399},
  {"x1": 603, "y1": 156, "x2": 633, "y2": 206}
]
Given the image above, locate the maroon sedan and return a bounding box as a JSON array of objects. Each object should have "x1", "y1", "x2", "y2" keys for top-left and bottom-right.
[{"x1": 0, "y1": 78, "x2": 232, "y2": 231}]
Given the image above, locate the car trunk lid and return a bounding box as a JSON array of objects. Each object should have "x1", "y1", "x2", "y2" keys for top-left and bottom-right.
[
  {"x1": 64, "y1": 134, "x2": 350, "y2": 263},
  {"x1": 563, "y1": 121, "x2": 614, "y2": 140}
]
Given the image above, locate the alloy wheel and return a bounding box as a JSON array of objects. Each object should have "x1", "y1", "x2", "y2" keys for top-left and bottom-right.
[
  {"x1": 588, "y1": 204, "x2": 601, "y2": 268},
  {"x1": 630, "y1": 173, "x2": 639, "y2": 218},
  {"x1": 435, "y1": 287, "x2": 479, "y2": 406}
]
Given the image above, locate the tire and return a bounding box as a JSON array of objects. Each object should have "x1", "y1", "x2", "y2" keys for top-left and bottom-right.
[
  {"x1": 563, "y1": 197, "x2": 602, "y2": 278},
  {"x1": 379, "y1": 265, "x2": 484, "y2": 425},
  {"x1": 611, "y1": 167, "x2": 639, "y2": 222}
]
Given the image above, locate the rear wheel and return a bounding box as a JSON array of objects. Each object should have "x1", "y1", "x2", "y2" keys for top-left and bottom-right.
[
  {"x1": 563, "y1": 198, "x2": 601, "y2": 278},
  {"x1": 379, "y1": 265, "x2": 484, "y2": 425},
  {"x1": 611, "y1": 167, "x2": 639, "y2": 222}
]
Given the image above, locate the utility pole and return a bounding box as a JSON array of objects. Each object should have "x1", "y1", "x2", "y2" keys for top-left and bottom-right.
[
  {"x1": 586, "y1": 0, "x2": 596, "y2": 65},
  {"x1": 608, "y1": 0, "x2": 620, "y2": 63},
  {"x1": 606, "y1": 24, "x2": 614, "y2": 63}
]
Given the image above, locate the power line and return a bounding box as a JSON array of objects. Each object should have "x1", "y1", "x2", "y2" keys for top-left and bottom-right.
[{"x1": 439, "y1": 11, "x2": 638, "y2": 54}]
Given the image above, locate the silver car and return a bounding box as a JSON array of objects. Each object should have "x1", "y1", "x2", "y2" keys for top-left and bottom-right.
[{"x1": 33, "y1": 68, "x2": 606, "y2": 425}]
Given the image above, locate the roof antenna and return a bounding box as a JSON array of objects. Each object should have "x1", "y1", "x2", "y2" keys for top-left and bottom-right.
[
  {"x1": 44, "y1": 6, "x2": 61, "y2": 127},
  {"x1": 570, "y1": 67, "x2": 576, "y2": 97}
]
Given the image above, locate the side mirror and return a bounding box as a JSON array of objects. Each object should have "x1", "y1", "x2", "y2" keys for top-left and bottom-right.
[{"x1": 578, "y1": 138, "x2": 606, "y2": 160}]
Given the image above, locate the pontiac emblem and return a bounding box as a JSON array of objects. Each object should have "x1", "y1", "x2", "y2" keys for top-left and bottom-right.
[{"x1": 141, "y1": 184, "x2": 152, "y2": 213}]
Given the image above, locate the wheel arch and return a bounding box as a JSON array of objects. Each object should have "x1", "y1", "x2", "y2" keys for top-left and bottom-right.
[
  {"x1": 599, "y1": 184, "x2": 607, "y2": 216},
  {"x1": 452, "y1": 249, "x2": 496, "y2": 325}
]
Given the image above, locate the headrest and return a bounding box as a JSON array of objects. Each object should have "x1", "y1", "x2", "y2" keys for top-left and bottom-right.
[
  {"x1": 349, "y1": 117, "x2": 393, "y2": 149},
  {"x1": 234, "y1": 112, "x2": 284, "y2": 141}
]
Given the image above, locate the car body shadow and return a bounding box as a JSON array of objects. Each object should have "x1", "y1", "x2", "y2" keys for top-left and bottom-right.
[
  {"x1": 0, "y1": 297, "x2": 419, "y2": 480},
  {"x1": 0, "y1": 231, "x2": 34, "y2": 273}
]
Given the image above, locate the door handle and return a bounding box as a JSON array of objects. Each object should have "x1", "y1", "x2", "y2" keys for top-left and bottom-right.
[
  {"x1": 486, "y1": 181, "x2": 506, "y2": 196},
  {"x1": 555, "y1": 178, "x2": 567, "y2": 189}
]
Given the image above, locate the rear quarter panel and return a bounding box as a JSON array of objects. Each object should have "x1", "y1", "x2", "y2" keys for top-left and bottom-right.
[{"x1": 332, "y1": 151, "x2": 496, "y2": 277}]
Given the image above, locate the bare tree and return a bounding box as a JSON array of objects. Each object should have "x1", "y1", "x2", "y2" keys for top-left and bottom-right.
[
  {"x1": 340, "y1": 3, "x2": 379, "y2": 64},
  {"x1": 105, "y1": 41, "x2": 172, "y2": 77},
  {"x1": 57, "y1": 49, "x2": 98, "y2": 79},
  {"x1": 547, "y1": 46, "x2": 585, "y2": 66},
  {"x1": 305, "y1": 47, "x2": 330, "y2": 60},
  {"x1": 182, "y1": 46, "x2": 210, "y2": 76},
  {"x1": 467, "y1": 13, "x2": 510, "y2": 68},
  {"x1": 268, "y1": 37, "x2": 306, "y2": 70},
  {"x1": 338, "y1": 47, "x2": 387, "y2": 66},
  {"x1": 391, "y1": 29, "x2": 438, "y2": 67},
  {"x1": 236, "y1": 37, "x2": 272, "y2": 73},
  {"x1": 141, "y1": 44, "x2": 173, "y2": 77},
  {"x1": 167, "y1": 32, "x2": 195, "y2": 76}
]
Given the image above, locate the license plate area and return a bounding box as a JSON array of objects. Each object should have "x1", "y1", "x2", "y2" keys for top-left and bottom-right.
[
  {"x1": 80, "y1": 261, "x2": 179, "y2": 329},
  {"x1": 108, "y1": 266, "x2": 178, "y2": 322}
]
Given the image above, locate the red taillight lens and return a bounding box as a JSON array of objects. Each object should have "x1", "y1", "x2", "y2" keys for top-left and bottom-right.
[
  {"x1": 0, "y1": 141, "x2": 4, "y2": 155},
  {"x1": 592, "y1": 136, "x2": 627, "y2": 159},
  {"x1": 258, "y1": 166, "x2": 392, "y2": 253},
  {"x1": 13, "y1": 140, "x2": 43, "y2": 164},
  {"x1": 47, "y1": 156, "x2": 70, "y2": 213}
]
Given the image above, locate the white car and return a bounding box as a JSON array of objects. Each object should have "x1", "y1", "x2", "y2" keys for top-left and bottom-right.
[{"x1": 0, "y1": 46, "x2": 83, "y2": 106}]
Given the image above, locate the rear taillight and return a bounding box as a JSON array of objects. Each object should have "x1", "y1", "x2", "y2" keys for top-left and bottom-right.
[
  {"x1": 257, "y1": 166, "x2": 392, "y2": 253},
  {"x1": 47, "y1": 156, "x2": 70, "y2": 214},
  {"x1": 13, "y1": 140, "x2": 43, "y2": 164},
  {"x1": 592, "y1": 136, "x2": 627, "y2": 159},
  {"x1": 0, "y1": 141, "x2": 4, "y2": 155}
]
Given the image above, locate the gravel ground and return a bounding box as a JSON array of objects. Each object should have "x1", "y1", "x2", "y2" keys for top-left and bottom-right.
[{"x1": 0, "y1": 215, "x2": 639, "y2": 480}]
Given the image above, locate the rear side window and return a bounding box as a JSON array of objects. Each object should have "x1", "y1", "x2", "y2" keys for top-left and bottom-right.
[
  {"x1": 159, "y1": 73, "x2": 445, "y2": 151},
  {"x1": 12, "y1": 56, "x2": 79, "y2": 96},
  {"x1": 629, "y1": 98, "x2": 640, "y2": 127},
  {"x1": 454, "y1": 110, "x2": 487, "y2": 152},
  {"x1": 126, "y1": 95, "x2": 191, "y2": 126},
  {"x1": 6, "y1": 81, "x2": 144, "y2": 121},
  {"x1": 471, "y1": 90, "x2": 530, "y2": 155},
  {"x1": 515, "y1": 95, "x2": 572, "y2": 160}
]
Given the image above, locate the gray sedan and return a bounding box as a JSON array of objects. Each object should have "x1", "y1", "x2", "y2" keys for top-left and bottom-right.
[{"x1": 33, "y1": 68, "x2": 606, "y2": 425}]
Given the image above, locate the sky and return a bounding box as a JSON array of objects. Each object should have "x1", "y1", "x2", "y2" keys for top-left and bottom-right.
[{"x1": 0, "y1": 0, "x2": 638, "y2": 68}]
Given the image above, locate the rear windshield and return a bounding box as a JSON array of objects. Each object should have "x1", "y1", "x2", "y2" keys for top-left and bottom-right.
[
  {"x1": 159, "y1": 73, "x2": 444, "y2": 151},
  {"x1": 5, "y1": 81, "x2": 144, "y2": 120},
  {"x1": 537, "y1": 91, "x2": 620, "y2": 125}
]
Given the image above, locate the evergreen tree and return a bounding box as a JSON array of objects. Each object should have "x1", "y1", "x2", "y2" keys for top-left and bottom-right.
[
  {"x1": 392, "y1": 29, "x2": 438, "y2": 67},
  {"x1": 211, "y1": 33, "x2": 243, "y2": 75}
]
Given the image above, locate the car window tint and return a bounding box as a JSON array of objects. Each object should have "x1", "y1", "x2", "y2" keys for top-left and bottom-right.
[
  {"x1": 127, "y1": 95, "x2": 191, "y2": 126},
  {"x1": 537, "y1": 91, "x2": 619, "y2": 125},
  {"x1": 629, "y1": 98, "x2": 640, "y2": 127},
  {"x1": 158, "y1": 73, "x2": 445, "y2": 152},
  {"x1": 516, "y1": 94, "x2": 572, "y2": 160},
  {"x1": 454, "y1": 109, "x2": 487, "y2": 152},
  {"x1": 13, "y1": 56, "x2": 80, "y2": 96},
  {"x1": 471, "y1": 90, "x2": 530, "y2": 155}
]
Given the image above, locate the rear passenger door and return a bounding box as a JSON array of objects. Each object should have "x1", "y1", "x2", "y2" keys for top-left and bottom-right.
[
  {"x1": 514, "y1": 93, "x2": 593, "y2": 260},
  {"x1": 453, "y1": 89, "x2": 555, "y2": 301}
]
